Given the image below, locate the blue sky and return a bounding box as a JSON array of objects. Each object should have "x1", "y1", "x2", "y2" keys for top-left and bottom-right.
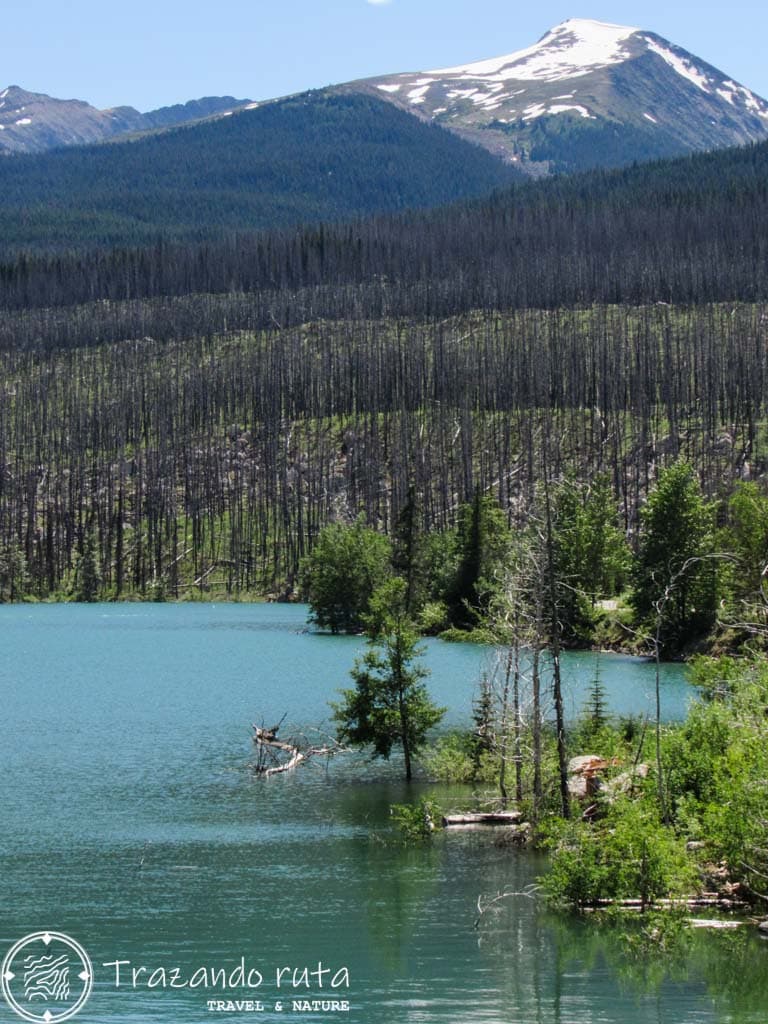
[{"x1": 4, "y1": 0, "x2": 767, "y2": 112}]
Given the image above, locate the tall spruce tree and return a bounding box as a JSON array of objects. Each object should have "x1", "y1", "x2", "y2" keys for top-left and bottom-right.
[
  {"x1": 445, "y1": 490, "x2": 511, "y2": 630},
  {"x1": 631, "y1": 462, "x2": 718, "y2": 652}
]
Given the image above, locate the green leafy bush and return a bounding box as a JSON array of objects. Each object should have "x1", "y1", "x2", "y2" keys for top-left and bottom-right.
[
  {"x1": 390, "y1": 799, "x2": 442, "y2": 841},
  {"x1": 541, "y1": 800, "x2": 697, "y2": 910}
]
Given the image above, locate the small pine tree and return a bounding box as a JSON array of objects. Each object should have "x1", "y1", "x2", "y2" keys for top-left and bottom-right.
[
  {"x1": 583, "y1": 660, "x2": 609, "y2": 738},
  {"x1": 73, "y1": 528, "x2": 101, "y2": 602},
  {"x1": 332, "y1": 578, "x2": 445, "y2": 780},
  {"x1": 471, "y1": 673, "x2": 496, "y2": 769}
]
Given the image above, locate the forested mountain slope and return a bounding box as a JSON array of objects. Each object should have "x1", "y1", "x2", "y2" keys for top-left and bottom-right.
[
  {"x1": 0, "y1": 92, "x2": 521, "y2": 248},
  {"x1": 5, "y1": 18, "x2": 767, "y2": 177},
  {"x1": 2, "y1": 134, "x2": 767, "y2": 317}
]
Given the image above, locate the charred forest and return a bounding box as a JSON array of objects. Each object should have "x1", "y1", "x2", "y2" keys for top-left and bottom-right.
[{"x1": 1, "y1": 136, "x2": 767, "y2": 607}]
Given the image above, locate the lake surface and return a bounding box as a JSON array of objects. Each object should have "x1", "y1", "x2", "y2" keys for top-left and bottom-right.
[{"x1": 0, "y1": 603, "x2": 765, "y2": 1024}]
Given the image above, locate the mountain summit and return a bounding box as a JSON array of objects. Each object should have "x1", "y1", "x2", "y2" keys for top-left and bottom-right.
[{"x1": 343, "y1": 18, "x2": 768, "y2": 172}]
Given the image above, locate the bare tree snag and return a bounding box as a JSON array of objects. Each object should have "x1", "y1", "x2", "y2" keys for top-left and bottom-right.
[{"x1": 252, "y1": 721, "x2": 348, "y2": 776}]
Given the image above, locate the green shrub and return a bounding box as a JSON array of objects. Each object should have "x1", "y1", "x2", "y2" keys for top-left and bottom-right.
[
  {"x1": 541, "y1": 800, "x2": 697, "y2": 910},
  {"x1": 390, "y1": 799, "x2": 442, "y2": 841},
  {"x1": 420, "y1": 732, "x2": 477, "y2": 783}
]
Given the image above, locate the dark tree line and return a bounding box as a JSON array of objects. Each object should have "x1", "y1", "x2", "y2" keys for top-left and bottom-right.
[{"x1": 1, "y1": 136, "x2": 768, "y2": 324}]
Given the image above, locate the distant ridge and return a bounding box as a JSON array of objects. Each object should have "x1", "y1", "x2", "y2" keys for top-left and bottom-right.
[{"x1": 0, "y1": 84, "x2": 254, "y2": 154}]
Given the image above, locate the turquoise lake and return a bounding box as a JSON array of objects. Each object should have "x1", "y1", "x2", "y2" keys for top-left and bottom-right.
[{"x1": 1, "y1": 603, "x2": 766, "y2": 1024}]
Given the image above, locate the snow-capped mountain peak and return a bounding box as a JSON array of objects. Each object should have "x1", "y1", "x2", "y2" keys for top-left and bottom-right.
[
  {"x1": 429, "y1": 18, "x2": 640, "y2": 82},
  {"x1": 344, "y1": 18, "x2": 768, "y2": 174}
]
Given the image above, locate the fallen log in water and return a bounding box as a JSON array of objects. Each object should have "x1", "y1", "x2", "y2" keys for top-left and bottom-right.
[
  {"x1": 687, "y1": 918, "x2": 745, "y2": 929},
  {"x1": 442, "y1": 812, "x2": 523, "y2": 827},
  {"x1": 587, "y1": 895, "x2": 749, "y2": 911}
]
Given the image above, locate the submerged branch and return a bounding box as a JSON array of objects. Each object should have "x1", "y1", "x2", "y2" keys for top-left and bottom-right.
[{"x1": 474, "y1": 885, "x2": 541, "y2": 928}]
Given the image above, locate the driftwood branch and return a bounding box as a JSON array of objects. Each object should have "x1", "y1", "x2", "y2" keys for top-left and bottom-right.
[{"x1": 252, "y1": 720, "x2": 348, "y2": 776}]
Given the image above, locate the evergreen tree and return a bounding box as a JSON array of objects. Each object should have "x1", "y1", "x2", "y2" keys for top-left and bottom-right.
[
  {"x1": 582, "y1": 660, "x2": 609, "y2": 738},
  {"x1": 391, "y1": 487, "x2": 425, "y2": 615},
  {"x1": 631, "y1": 463, "x2": 718, "y2": 652},
  {"x1": 73, "y1": 528, "x2": 101, "y2": 603},
  {"x1": 471, "y1": 672, "x2": 496, "y2": 770},
  {"x1": 445, "y1": 491, "x2": 511, "y2": 629},
  {"x1": 332, "y1": 578, "x2": 445, "y2": 780}
]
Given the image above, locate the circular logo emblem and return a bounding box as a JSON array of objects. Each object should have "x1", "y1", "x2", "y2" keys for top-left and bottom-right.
[{"x1": 1, "y1": 932, "x2": 93, "y2": 1023}]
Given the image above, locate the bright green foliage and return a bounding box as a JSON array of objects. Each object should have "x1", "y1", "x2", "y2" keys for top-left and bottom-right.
[
  {"x1": 542, "y1": 800, "x2": 697, "y2": 910},
  {"x1": 390, "y1": 798, "x2": 442, "y2": 841},
  {"x1": 421, "y1": 530, "x2": 459, "y2": 603},
  {"x1": 332, "y1": 578, "x2": 445, "y2": 779},
  {"x1": 663, "y1": 700, "x2": 734, "y2": 812},
  {"x1": 0, "y1": 542, "x2": 29, "y2": 602},
  {"x1": 631, "y1": 462, "x2": 718, "y2": 651},
  {"x1": 582, "y1": 476, "x2": 632, "y2": 599},
  {"x1": 301, "y1": 517, "x2": 391, "y2": 633},
  {"x1": 417, "y1": 600, "x2": 449, "y2": 636},
  {"x1": 550, "y1": 476, "x2": 630, "y2": 643},
  {"x1": 721, "y1": 482, "x2": 768, "y2": 612},
  {"x1": 445, "y1": 491, "x2": 512, "y2": 629},
  {"x1": 687, "y1": 654, "x2": 744, "y2": 701},
  {"x1": 663, "y1": 657, "x2": 768, "y2": 896},
  {"x1": 419, "y1": 732, "x2": 479, "y2": 783}
]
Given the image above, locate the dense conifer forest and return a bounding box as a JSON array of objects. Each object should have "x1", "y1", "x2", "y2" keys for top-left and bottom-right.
[{"x1": 0, "y1": 92, "x2": 520, "y2": 249}]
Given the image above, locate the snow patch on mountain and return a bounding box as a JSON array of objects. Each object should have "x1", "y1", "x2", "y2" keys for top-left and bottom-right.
[
  {"x1": 644, "y1": 38, "x2": 710, "y2": 93},
  {"x1": 717, "y1": 79, "x2": 768, "y2": 117},
  {"x1": 407, "y1": 84, "x2": 431, "y2": 104},
  {"x1": 522, "y1": 103, "x2": 547, "y2": 120},
  {"x1": 548, "y1": 104, "x2": 593, "y2": 118}
]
